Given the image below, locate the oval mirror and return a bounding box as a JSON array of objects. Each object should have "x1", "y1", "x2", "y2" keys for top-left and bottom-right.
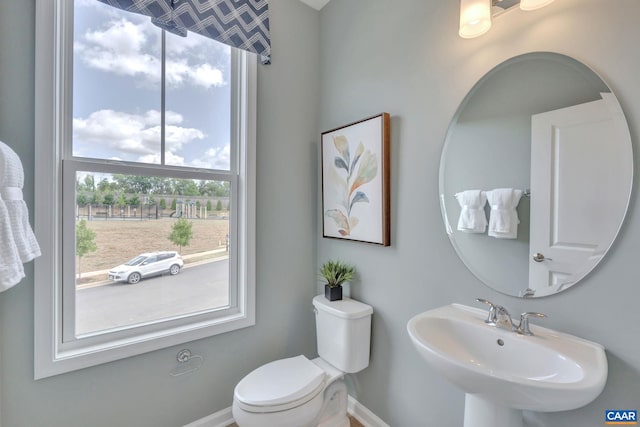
[{"x1": 439, "y1": 52, "x2": 633, "y2": 298}]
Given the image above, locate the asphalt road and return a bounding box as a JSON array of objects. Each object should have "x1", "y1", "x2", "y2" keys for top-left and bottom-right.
[{"x1": 75, "y1": 259, "x2": 229, "y2": 335}]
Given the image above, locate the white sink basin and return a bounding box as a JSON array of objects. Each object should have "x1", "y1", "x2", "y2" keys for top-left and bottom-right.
[{"x1": 407, "y1": 304, "x2": 607, "y2": 416}]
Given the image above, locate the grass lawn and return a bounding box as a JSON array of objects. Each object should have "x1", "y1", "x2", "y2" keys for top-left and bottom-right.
[{"x1": 78, "y1": 217, "x2": 229, "y2": 275}]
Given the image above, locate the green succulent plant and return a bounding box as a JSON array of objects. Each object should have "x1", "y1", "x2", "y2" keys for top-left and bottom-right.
[{"x1": 319, "y1": 260, "x2": 356, "y2": 288}]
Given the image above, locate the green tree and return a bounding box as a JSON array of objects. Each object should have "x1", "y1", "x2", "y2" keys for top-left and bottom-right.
[
  {"x1": 116, "y1": 193, "x2": 127, "y2": 208},
  {"x1": 206, "y1": 200, "x2": 212, "y2": 211},
  {"x1": 159, "y1": 198, "x2": 167, "y2": 210},
  {"x1": 97, "y1": 178, "x2": 111, "y2": 192},
  {"x1": 127, "y1": 194, "x2": 139, "y2": 207},
  {"x1": 168, "y1": 218, "x2": 193, "y2": 253},
  {"x1": 200, "y1": 181, "x2": 230, "y2": 197},
  {"x1": 112, "y1": 174, "x2": 153, "y2": 194},
  {"x1": 148, "y1": 176, "x2": 173, "y2": 194},
  {"x1": 83, "y1": 175, "x2": 95, "y2": 192},
  {"x1": 89, "y1": 192, "x2": 102, "y2": 206},
  {"x1": 103, "y1": 192, "x2": 115, "y2": 205},
  {"x1": 76, "y1": 193, "x2": 89, "y2": 206},
  {"x1": 76, "y1": 220, "x2": 97, "y2": 279},
  {"x1": 174, "y1": 179, "x2": 200, "y2": 196},
  {"x1": 171, "y1": 198, "x2": 177, "y2": 210},
  {"x1": 216, "y1": 199, "x2": 223, "y2": 211}
]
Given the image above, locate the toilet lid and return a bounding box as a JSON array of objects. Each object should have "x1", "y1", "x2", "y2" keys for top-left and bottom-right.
[{"x1": 234, "y1": 355, "x2": 326, "y2": 408}]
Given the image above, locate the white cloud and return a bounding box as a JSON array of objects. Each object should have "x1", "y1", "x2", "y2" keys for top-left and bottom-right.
[
  {"x1": 73, "y1": 109, "x2": 230, "y2": 169},
  {"x1": 86, "y1": 18, "x2": 147, "y2": 55},
  {"x1": 75, "y1": 19, "x2": 161, "y2": 82},
  {"x1": 191, "y1": 145, "x2": 231, "y2": 170},
  {"x1": 189, "y1": 63, "x2": 225, "y2": 89},
  {"x1": 75, "y1": 15, "x2": 227, "y2": 89},
  {"x1": 166, "y1": 60, "x2": 225, "y2": 89},
  {"x1": 73, "y1": 109, "x2": 205, "y2": 160},
  {"x1": 138, "y1": 151, "x2": 186, "y2": 166}
]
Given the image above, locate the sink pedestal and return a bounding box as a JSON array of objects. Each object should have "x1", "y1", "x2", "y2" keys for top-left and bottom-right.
[{"x1": 464, "y1": 394, "x2": 522, "y2": 427}]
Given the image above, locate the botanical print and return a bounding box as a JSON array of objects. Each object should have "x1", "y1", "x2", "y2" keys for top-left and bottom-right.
[
  {"x1": 324, "y1": 135, "x2": 378, "y2": 236},
  {"x1": 322, "y1": 113, "x2": 389, "y2": 245}
]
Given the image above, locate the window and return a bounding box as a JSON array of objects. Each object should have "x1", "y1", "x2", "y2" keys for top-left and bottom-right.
[{"x1": 34, "y1": 0, "x2": 256, "y2": 379}]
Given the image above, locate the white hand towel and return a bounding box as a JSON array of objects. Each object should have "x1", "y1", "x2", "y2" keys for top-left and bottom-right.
[
  {"x1": 0, "y1": 141, "x2": 41, "y2": 292},
  {"x1": 0, "y1": 195, "x2": 25, "y2": 291},
  {"x1": 486, "y1": 188, "x2": 523, "y2": 239},
  {"x1": 455, "y1": 190, "x2": 488, "y2": 233}
]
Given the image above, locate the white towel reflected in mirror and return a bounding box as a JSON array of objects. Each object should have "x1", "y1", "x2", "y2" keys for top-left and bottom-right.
[
  {"x1": 486, "y1": 188, "x2": 523, "y2": 239},
  {"x1": 455, "y1": 190, "x2": 488, "y2": 233}
]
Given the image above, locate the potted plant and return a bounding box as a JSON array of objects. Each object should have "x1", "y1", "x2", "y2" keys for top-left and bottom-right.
[{"x1": 319, "y1": 260, "x2": 355, "y2": 301}]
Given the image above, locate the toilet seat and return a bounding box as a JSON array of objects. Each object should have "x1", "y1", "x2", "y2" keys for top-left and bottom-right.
[{"x1": 234, "y1": 355, "x2": 326, "y2": 413}]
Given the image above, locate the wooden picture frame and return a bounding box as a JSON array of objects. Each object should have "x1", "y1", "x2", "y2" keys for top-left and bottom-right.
[{"x1": 321, "y1": 113, "x2": 390, "y2": 246}]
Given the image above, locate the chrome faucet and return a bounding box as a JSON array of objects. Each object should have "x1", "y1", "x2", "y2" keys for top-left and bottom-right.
[
  {"x1": 494, "y1": 305, "x2": 516, "y2": 331},
  {"x1": 476, "y1": 298, "x2": 514, "y2": 330},
  {"x1": 476, "y1": 298, "x2": 546, "y2": 336},
  {"x1": 516, "y1": 312, "x2": 547, "y2": 336}
]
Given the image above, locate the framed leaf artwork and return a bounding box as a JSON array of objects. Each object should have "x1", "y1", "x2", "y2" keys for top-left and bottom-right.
[{"x1": 321, "y1": 113, "x2": 390, "y2": 246}]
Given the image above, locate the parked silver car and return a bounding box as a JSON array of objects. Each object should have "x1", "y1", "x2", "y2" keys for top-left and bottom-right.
[{"x1": 108, "y1": 251, "x2": 184, "y2": 284}]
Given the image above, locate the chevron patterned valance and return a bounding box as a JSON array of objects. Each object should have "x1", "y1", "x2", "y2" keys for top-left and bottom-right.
[{"x1": 97, "y1": 0, "x2": 271, "y2": 63}]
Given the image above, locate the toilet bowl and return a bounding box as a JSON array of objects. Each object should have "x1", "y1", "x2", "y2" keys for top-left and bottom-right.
[
  {"x1": 232, "y1": 356, "x2": 349, "y2": 427},
  {"x1": 232, "y1": 296, "x2": 373, "y2": 427}
]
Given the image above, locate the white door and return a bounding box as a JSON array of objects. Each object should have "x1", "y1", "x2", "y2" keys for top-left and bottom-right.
[{"x1": 528, "y1": 93, "x2": 632, "y2": 296}]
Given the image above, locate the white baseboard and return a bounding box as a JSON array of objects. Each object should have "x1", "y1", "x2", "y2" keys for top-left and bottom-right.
[
  {"x1": 182, "y1": 406, "x2": 234, "y2": 427},
  {"x1": 183, "y1": 396, "x2": 389, "y2": 427},
  {"x1": 347, "y1": 395, "x2": 390, "y2": 427}
]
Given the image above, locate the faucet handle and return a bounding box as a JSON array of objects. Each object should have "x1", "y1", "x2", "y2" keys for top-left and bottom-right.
[
  {"x1": 475, "y1": 298, "x2": 499, "y2": 324},
  {"x1": 517, "y1": 312, "x2": 546, "y2": 336}
]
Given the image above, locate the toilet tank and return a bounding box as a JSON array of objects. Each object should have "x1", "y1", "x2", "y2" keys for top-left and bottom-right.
[{"x1": 312, "y1": 295, "x2": 373, "y2": 373}]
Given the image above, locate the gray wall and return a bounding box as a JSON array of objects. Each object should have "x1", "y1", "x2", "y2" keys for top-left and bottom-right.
[
  {"x1": 0, "y1": 1, "x2": 319, "y2": 426},
  {"x1": 4, "y1": 1, "x2": 640, "y2": 426},
  {"x1": 318, "y1": 0, "x2": 640, "y2": 426}
]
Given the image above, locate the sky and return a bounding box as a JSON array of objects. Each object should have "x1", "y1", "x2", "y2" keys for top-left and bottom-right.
[{"x1": 72, "y1": 0, "x2": 232, "y2": 171}]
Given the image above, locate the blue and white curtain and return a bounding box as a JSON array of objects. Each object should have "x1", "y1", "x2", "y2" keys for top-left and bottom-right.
[{"x1": 97, "y1": 0, "x2": 271, "y2": 63}]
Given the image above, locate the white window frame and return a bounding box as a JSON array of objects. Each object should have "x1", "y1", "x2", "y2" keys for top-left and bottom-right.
[{"x1": 34, "y1": 0, "x2": 256, "y2": 379}]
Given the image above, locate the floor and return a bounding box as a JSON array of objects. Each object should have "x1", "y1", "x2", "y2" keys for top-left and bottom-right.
[{"x1": 228, "y1": 416, "x2": 364, "y2": 427}]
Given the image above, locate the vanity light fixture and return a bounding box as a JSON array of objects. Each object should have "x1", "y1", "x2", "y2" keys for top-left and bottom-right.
[
  {"x1": 519, "y1": 0, "x2": 555, "y2": 11},
  {"x1": 459, "y1": 0, "x2": 492, "y2": 39},
  {"x1": 459, "y1": 0, "x2": 555, "y2": 38}
]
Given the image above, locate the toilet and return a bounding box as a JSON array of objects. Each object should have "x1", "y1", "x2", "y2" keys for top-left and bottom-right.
[{"x1": 232, "y1": 295, "x2": 373, "y2": 427}]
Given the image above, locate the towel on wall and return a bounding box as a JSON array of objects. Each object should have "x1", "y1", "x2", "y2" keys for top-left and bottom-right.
[
  {"x1": 0, "y1": 141, "x2": 41, "y2": 292},
  {"x1": 454, "y1": 190, "x2": 488, "y2": 233},
  {"x1": 486, "y1": 188, "x2": 523, "y2": 239},
  {"x1": 0, "y1": 198, "x2": 24, "y2": 291}
]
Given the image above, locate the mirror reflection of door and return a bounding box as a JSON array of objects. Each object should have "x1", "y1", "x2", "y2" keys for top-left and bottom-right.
[{"x1": 529, "y1": 93, "x2": 632, "y2": 296}]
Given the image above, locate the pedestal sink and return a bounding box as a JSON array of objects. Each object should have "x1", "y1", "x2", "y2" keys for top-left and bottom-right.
[{"x1": 407, "y1": 304, "x2": 607, "y2": 427}]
